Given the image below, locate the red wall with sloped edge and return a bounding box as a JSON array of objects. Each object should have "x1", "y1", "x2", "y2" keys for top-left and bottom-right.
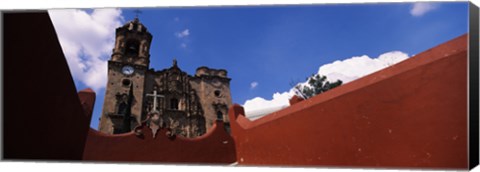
[
  {"x1": 3, "y1": 12, "x2": 95, "y2": 161},
  {"x1": 229, "y1": 34, "x2": 468, "y2": 169},
  {"x1": 3, "y1": 11, "x2": 470, "y2": 167},
  {"x1": 83, "y1": 120, "x2": 236, "y2": 164}
]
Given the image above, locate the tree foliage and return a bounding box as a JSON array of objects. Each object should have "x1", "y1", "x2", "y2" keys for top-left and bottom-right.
[{"x1": 294, "y1": 74, "x2": 343, "y2": 99}]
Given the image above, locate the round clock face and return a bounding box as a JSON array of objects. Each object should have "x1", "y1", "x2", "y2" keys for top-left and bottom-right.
[{"x1": 122, "y1": 65, "x2": 134, "y2": 75}]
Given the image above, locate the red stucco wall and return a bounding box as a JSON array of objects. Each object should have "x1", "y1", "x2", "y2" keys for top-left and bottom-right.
[
  {"x1": 82, "y1": 121, "x2": 236, "y2": 164},
  {"x1": 3, "y1": 11, "x2": 470, "y2": 168},
  {"x1": 229, "y1": 34, "x2": 468, "y2": 169}
]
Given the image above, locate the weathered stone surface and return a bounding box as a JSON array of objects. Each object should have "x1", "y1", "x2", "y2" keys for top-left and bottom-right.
[{"x1": 99, "y1": 18, "x2": 232, "y2": 138}]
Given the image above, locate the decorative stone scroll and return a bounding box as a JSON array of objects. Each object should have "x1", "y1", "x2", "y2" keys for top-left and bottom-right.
[{"x1": 148, "y1": 111, "x2": 161, "y2": 138}]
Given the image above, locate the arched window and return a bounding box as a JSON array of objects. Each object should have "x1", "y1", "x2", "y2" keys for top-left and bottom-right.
[
  {"x1": 117, "y1": 102, "x2": 128, "y2": 115},
  {"x1": 170, "y1": 98, "x2": 179, "y2": 110},
  {"x1": 217, "y1": 111, "x2": 223, "y2": 121}
]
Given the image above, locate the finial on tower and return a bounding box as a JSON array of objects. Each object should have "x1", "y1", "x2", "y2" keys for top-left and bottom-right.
[
  {"x1": 133, "y1": 9, "x2": 142, "y2": 20},
  {"x1": 173, "y1": 58, "x2": 178, "y2": 67}
]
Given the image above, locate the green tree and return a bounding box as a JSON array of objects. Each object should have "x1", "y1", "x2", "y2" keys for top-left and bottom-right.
[{"x1": 294, "y1": 74, "x2": 342, "y2": 99}]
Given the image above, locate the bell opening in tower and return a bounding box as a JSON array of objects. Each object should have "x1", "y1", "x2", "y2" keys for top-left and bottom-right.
[{"x1": 125, "y1": 40, "x2": 140, "y2": 56}]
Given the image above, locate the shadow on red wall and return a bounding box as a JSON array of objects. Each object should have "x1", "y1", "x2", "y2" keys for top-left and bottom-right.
[
  {"x1": 229, "y1": 34, "x2": 468, "y2": 169},
  {"x1": 3, "y1": 12, "x2": 95, "y2": 161}
]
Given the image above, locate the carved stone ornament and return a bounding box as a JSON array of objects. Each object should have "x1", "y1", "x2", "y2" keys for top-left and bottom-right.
[{"x1": 148, "y1": 111, "x2": 161, "y2": 138}]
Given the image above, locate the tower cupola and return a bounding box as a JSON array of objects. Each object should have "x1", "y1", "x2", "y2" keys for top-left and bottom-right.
[{"x1": 111, "y1": 17, "x2": 153, "y2": 67}]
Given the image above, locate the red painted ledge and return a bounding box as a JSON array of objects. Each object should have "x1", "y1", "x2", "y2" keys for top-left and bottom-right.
[
  {"x1": 228, "y1": 34, "x2": 468, "y2": 169},
  {"x1": 83, "y1": 120, "x2": 236, "y2": 164}
]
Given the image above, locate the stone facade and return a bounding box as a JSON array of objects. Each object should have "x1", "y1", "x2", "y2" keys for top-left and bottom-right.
[{"x1": 98, "y1": 18, "x2": 232, "y2": 138}]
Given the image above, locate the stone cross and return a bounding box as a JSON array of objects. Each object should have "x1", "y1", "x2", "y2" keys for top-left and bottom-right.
[
  {"x1": 133, "y1": 9, "x2": 142, "y2": 18},
  {"x1": 146, "y1": 89, "x2": 164, "y2": 112}
]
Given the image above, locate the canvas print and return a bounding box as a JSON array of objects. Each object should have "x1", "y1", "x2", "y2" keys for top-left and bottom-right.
[{"x1": 3, "y1": 1, "x2": 478, "y2": 170}]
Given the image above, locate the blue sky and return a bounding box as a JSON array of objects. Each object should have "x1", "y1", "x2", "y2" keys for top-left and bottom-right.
[{"x1": 49, "y1": 2, "x2": 468, "y2": 129}]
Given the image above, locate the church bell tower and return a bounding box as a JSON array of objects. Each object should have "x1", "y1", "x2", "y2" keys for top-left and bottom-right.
[{"x1": 98, "y1": 18, "x2": 153, "y2": 134}]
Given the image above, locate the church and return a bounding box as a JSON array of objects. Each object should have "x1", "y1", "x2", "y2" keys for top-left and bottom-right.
[{"x1": 98, "y1": 17, "x2": 232, "y2": 138}]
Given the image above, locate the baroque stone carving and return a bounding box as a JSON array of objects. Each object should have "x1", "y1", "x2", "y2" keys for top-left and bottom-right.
[{"x1": 99, "y1": 18, "x2": 232, "y2": 137}]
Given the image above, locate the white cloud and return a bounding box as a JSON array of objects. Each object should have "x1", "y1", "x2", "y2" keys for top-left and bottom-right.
[
  {"x1": 176, "y1": 29, "x2": 190, "y2": 38},
  {"x1": 250, "y1": 82, "x2": 259, "y2": 89},
  {"x1": 242, "y1": 51, "x2": 409, "y2": 120},
  {"x1": 243, "y1": 90, "x2": 295, "y2": 118},
  {"x1": 174, "y1": 17, "x2": 180, "y2": 22},
  {"x1": 410, "y1": 2, "x2": 438, "y2": 17},
  {"x1": 176, "y1": 29, "x2": 190, "y2": 48},
  {"x1": 318, "y1": 51, "x2": 409, "y2": 83},
  {"x1": 49, "y1": 9, "x2": 123, "y2": 91}
]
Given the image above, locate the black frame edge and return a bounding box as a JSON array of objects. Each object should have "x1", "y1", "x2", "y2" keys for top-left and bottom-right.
[{"x1": 469, "y1": 2, "x2": 479, "y2": 170}]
